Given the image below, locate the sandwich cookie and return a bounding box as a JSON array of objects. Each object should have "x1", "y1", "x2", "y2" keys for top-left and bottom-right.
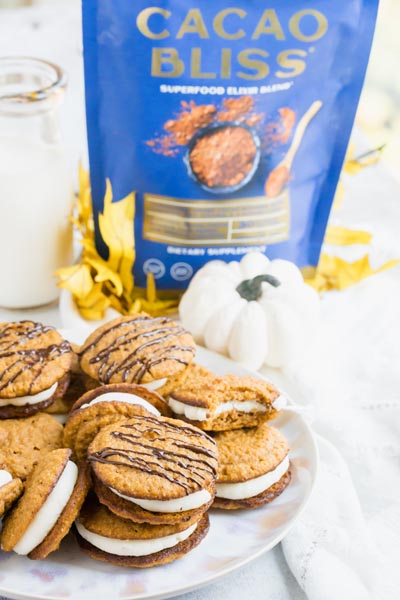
[
  {"x1": 63, "y1": 383, "x2": 170, "y2": 462},
  {"x1": 0, "y1": 465, "x2": 23, "y2": 519},
  {"x1": 0, "y1": 321, "x2": 72, "y2": 419},
  {"x1": 43, "y1": 372, "x2": 86, "y2": 424},
  {"x1": 159, "y1": 362, "x2": 214, "y2": 397},
  {"x1": 44, "y1": 344, "x2": 88, "y2": 423},
  {"x1": 75, "y1": 496, "x2": 209, "y2": 567},
  {"x1": 168, "y1": 374, "x2": 282, "y2": 431},
  {"x1": 212, "y1": 423, "x2": 291, "y2": 509},
  {"x1": 0, "y1": 413, "x2": 63, "y2": 480},
  {"x1": 1, "y1": 448, "x2": 91, "y2": 559},
  {"x1": 79, "y1": 314, "x2": 196, "y2": 393},
  {"x1": 88, "y1": 415, "x2": 218, "y2": 525}
]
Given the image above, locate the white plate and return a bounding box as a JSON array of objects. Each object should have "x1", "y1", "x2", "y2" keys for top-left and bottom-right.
[{"x1": 0, "y1": 338, "x2": 318, "y2": 600}]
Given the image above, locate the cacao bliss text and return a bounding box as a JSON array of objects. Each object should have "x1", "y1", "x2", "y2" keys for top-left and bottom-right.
[{"x1": 136, "y1": 8, "x2": 328, "y2": 80}]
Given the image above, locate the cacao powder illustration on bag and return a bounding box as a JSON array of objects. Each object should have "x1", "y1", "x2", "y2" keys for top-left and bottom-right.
[{"x1": 147, "y1": 96, "x2": 297, "y2": 193}]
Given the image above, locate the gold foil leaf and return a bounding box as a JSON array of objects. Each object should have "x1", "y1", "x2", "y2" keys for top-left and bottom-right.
[
  {"x1": 76, "y1": 285, "x2": 113, "y2": 321},
  {"x1": 146, "y1": 272, "x2": 156, "y2": 303},
  {"x1": 138, "y1": 298, "x2": 181, "y2": 315},
  {"x1": 85, "y1": 255, "x2": 123, "y2": 296},
  {"x1": 79, "y1": 237, "x2": 98, "y2": 256},
  {"x1": 57, "y1": 169, "x2": 180, "y2": 320},
  {"x1": 325, "y1": 226, "x2": 372, "y2": 246},
  {"x1": 56, "y1": 264, "x2": 93, "y2": 300},
  {"x1": 98, "y1": 179, "x2": 135, "y2": 296},
  {"x1": 306, "y1": 253, "x2": 399, "y2": 292},
  {"x1": 105, "y1": 292, "x2": 129, "y2": 316},
  {"x1": 343, "y1": 145, "x2": 385, "y2": 175},
  {"x1": 128, "y1": 299, "x2": 143, "y2": 315},
  {"x1": 78, "y1": 304, "x2": 111, "y2": 321},
  {"x1": 76, "y1": 162, "x2": 94, "y2": 235}
]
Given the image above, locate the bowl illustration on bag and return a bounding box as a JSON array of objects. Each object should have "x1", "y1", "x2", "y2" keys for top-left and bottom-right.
[{"x1": 184, "y1": 121, "x2": 261, "y2": 195}]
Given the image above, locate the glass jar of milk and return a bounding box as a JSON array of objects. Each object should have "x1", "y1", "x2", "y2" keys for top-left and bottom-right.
[{"x1": 0, "y1": 57, "x2": 73, "y2": 308}]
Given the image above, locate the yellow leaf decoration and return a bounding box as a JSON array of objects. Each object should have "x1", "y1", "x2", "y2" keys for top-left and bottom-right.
[
  {"x1": 306, "y1": 253, "x2": 399, "y2": 292},
  {"x1": 306, "y1": 224, "x2": 398, "y2": 292},
  {"x1": 146, "y1": 272, "x2": 156, "y2": 303},
  {"x1": 98, "y1": 179, "x2": 135, "y2": 296},
  {"x1": 57, "y1": 264, "x2": 93, "y2": 300},
  {"x1": 55, "y1": 169, "x2": 180, "y2": 321},
  {"x1": 76, "y1": 283, "x2": 112, "y2": 321},
  {"x1": 343, "y1": 145, "x2": 385, "y2": 175},
  {"x1": 324, "y1": 226, "x2": 372, "y2": 246},
  {"x1": 307, "y1": 137, "x2": 397, "y2": 292},
  {"x1": 77, "y1": 162, "x2": 94, "y2": 237},
  {"x1": 85, "y1": 255, "x2": 123, "y2": 296}
]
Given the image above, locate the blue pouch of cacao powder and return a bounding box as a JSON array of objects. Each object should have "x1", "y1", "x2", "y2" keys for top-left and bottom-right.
[{"x1": 82, "y1": 0, "x2": 378, "y2": 290}]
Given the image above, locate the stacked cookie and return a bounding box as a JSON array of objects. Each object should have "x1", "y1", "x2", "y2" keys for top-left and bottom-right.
[
  {"x1": 0, "y1": 319, "x2": 92, "y2": 559},
  {"x1": 166, "y1": 368, "x2": 291, "y2": 510},
  {"x1": 78, "y1": 313, "x2": 196, "y2": 395},
  {"x1": 43, "y1": 344, "x2": 88, "y2": 421},
  {"x1": 68, "y1": 315, "x2": 217, "y2": 566},
  {"x1": 0, "y1": 313, "x2": 292, "y2": 568},
  {"x1": 63, "y1": 383, "x2": 171, "y2": 462},
  {"x1": 0, "y1": 321, "x2": 73, "y2": 420},
  {"x1": 76, "y1": 413, "x2": 217, "y2": 566},
  {"x1": 1, "y1": 449, "x2": 90, "y2": 559},
  {"x1": 213, "y1": 425, "x2": 291, "y2": 509}
]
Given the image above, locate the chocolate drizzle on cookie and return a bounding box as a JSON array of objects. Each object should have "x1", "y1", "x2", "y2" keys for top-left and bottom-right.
[
  {"x1": 0, "y1": 321, "x2": 53, "y2": 350},
  {"x1": 80, "y1": 316, "x2": 195, "y2": 384},
  {"x1": 88, "y1": 415, "x2": 217, "y2": 494},
  {"x1": 0, "y1": 321, "x2": 71, "y2": 394}
]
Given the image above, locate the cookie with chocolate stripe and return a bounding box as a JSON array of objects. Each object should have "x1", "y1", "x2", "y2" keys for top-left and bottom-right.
[
  {"x1": 79, "y1": 314, "x2": 195, "y2": 394},
  {"x1": 0, "y1": 321, "x2": 72, "y2": 418},
  {"x1": 88, "y1": 414, "x2": 217, "y2": 525}
]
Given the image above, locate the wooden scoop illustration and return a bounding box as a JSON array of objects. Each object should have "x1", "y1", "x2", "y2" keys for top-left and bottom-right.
[{"x1": 265, "y1": 100, "x2": 323, "y2": 198}]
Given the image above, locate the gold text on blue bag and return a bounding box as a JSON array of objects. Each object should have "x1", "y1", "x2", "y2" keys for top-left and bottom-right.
[{"x1": 136, "y1": 8, "x2": 328, "y2": 79}]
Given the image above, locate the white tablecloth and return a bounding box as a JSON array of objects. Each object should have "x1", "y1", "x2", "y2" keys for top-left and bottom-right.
[{"x1": 0, "y1": 3, "x2": 399, "y2": 599}]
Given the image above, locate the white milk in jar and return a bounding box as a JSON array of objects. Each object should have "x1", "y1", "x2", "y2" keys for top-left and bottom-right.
[{"x1": 0, "y1": 57, "x2": 73, "y2": 308}]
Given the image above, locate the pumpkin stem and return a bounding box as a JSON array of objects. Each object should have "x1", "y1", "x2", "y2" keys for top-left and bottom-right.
[{"x1": 236, "y1": 274, "x2": 281, "y2": 302}]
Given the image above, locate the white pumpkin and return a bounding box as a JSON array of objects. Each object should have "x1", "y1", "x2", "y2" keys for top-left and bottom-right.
[{"x1": 179, "y1": 252, "x2": 320, "y2": 370}]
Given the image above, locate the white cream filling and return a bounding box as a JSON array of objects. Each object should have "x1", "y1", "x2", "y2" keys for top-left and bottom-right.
[
  {"x1": 216, "y1": 455, "x2": 290, "y2": 500},
  {"x1": 75, "y1": 521, "x2": 196, "y2": 557},
  {"x1": 168, "y1": 397, "x2": 209, "y2": 421},
  {"x1": 168, "y1": 397, "x2": 267, "y2": 422},
  {"x1": 0, "y1": 469, "x2": 12, "y2": 488},
  {"x1": 141, "y1": 378, "x2": 167, "y2": 391},
  {"x1": 110, "y1": 487, "x2": 211, "y2": 513},
  {"x1": 80, "y1": 392, "x2": 160, "y2": 416},
  {"x1": 215, "y1": 400, "x2": 267, "y2": 416},
  {"x1": 10, "y1": 461, "x2": 78, "y2": 555},
  {"x1": 0, "y1": 382, "x2": 58, "y2": 407}
]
